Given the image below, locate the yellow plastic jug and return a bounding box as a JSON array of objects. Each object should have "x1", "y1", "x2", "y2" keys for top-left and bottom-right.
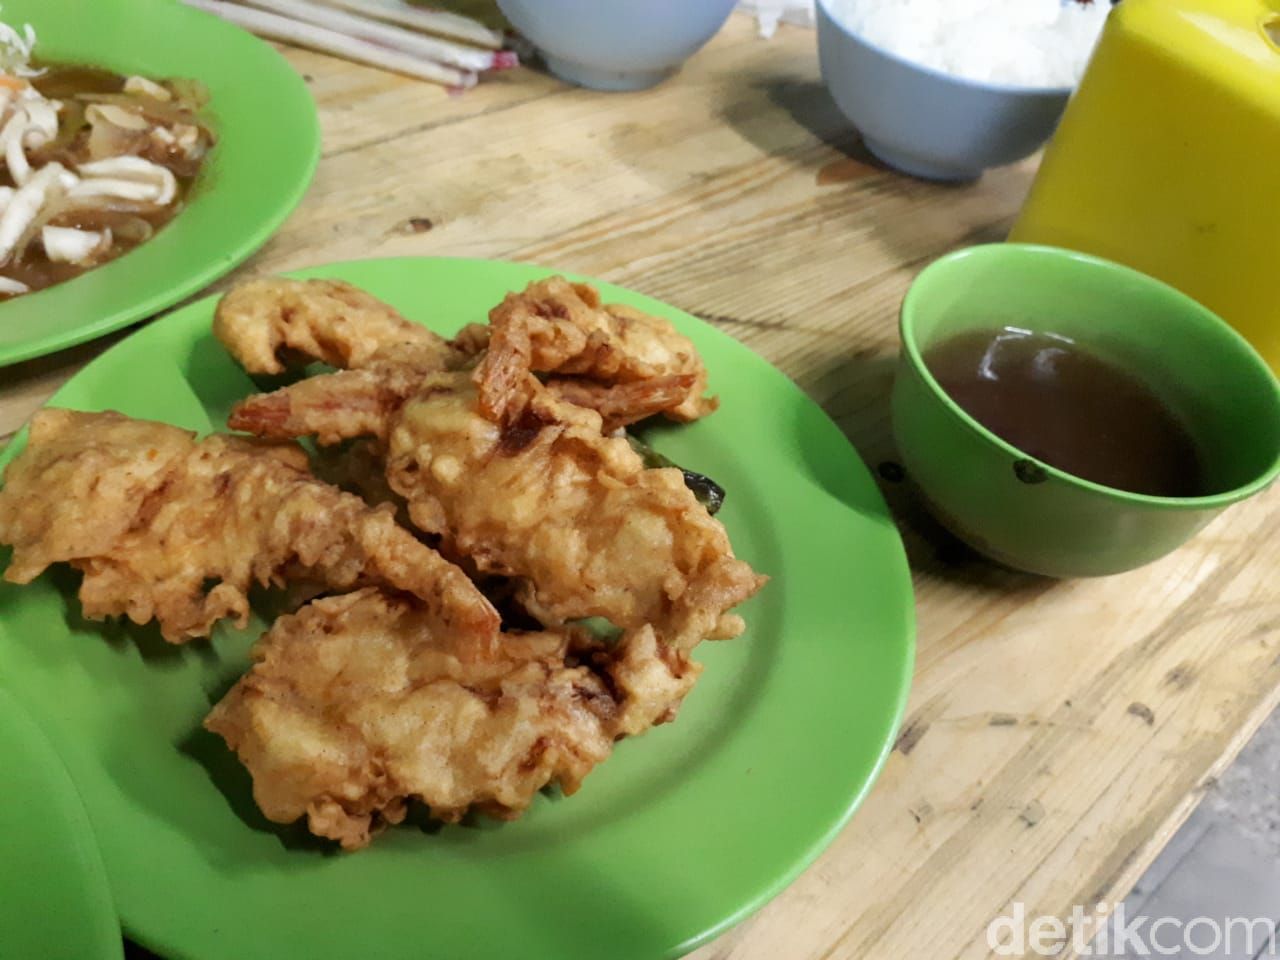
[{"x1": 1011, "y1": 0, "x2": 1280, "y2": 371}]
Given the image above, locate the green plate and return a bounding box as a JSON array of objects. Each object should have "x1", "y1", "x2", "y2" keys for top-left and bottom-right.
[
  {"x1": 0, "y1": 259, "x2": 915, "y2": 960},
  {"x1": 0, "y1": 687, "x2": 122, "y2": 960},
  {"x1": 0, "y1": 0, "x2": 319, "y2": 366}
]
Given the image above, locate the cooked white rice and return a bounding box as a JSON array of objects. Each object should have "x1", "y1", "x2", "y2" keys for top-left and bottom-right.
[{"x1": 825, "y1": 0, "x2": 1112, "y2": 88}]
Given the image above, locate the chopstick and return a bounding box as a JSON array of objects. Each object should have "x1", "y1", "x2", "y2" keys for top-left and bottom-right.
[
  {"x1": 235, "y1": 0, "x2": 510, "y2": 73},
  {"x1": 182, "y1": 0, "x2": 516, "y2": 88},
  {"x1": 312, "y1": 0, "x2": 505, "y2": 51}
]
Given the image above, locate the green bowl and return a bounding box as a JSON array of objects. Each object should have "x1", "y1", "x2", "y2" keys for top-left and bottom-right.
[{"x1": 891, "y1": 243, "x2": 1280, "y2": 577}]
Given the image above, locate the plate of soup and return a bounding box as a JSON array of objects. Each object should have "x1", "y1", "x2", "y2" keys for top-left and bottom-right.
[{"x1": 0, "y1": 0, "x2": 318, "y2": 365}]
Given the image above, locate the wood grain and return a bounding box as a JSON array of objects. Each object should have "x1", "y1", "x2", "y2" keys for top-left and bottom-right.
[{"x1": 3, "y1": 14, "x2": 1277, "y2": 959}]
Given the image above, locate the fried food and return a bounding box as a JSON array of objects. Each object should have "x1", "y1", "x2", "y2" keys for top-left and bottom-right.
[
  {"x1": 215, "y1": 274, "x2": 716, "y2": 433},
  {"x1": 388, "y1": 378, "x2": 763, "y2": 648},
  {"x1": 0, "y1": 409, "x2": 497, "y2": 643},
  {"x1": 214, "y1": 277, "x2": 458, "y2": 375},
  {"x1": 207, "y1": 587, "x2": 703, "y2": 848},
  {"x1": 228, "y1": 364, "x2": 418, "y2": 446},
  {"x1": 475, "y1": 276, "x2": 717, "y2": 426},
  {"x1": 205, "y1": 588, "x2": 619, "y2": 849},
  {"x1": 545, "y1": 374, "x2": 701, "y2": 433},
  {"x1": 448, "y1": 321, "x2": 490, "y2": 358},
  {"x1": 230, "y1": 369, "x2": 765, "y2": 650},
  {"x1": 210, "y1": 273, "x2": 766, "y2": 845},
  {"x1": 601, "y1": 626, "x2": 703, "y2": 737},
  {"x1": 0, "y1": 273, "x2": 771, "y2": 851}
]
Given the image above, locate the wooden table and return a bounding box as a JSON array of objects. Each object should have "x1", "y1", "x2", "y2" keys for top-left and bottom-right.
[{"x1": 4, "y1": 12, "x2": 1278, "y2": 959}]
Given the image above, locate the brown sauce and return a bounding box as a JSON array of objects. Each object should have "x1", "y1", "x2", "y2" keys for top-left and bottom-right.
[
  {"x1": 0, "y1": 63, "x2": 210, "y2": 299},
  {"x1": 924, "y1": 327, "x2": 1205, "y2": 497},
  {"x1": 29, "y1": 64, "x2": 124, "y2": 100}
]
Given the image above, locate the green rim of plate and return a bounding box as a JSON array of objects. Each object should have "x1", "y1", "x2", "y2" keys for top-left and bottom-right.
[
  {"x1": 0, "y1": 687, "x2": 122, "y2": 960},
  {"x1": 0, "y1": 0, "x2": 319, "y2": 366},
  {"x1": 0, "y1": 258, "x2": 915, "y2": 960}
]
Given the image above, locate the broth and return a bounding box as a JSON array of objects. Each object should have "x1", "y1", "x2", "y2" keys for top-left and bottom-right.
[{"x1": 924, "y1": 327, "x2": 1206, "y2": 498}]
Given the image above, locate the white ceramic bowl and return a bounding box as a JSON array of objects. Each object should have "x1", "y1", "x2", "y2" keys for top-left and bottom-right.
[
  {"x1": 815, "y1": 0, "x2": 1075, "y2": 181},
  {"x1": 498, "y1": 0, "x2": 738, "y2": 92}
]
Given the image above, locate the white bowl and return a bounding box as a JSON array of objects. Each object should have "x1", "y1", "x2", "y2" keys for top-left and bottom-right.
[
  {"x1": 815, "y1": 0, "x2": 1075, "y2": 181},
  {"x1": 498, "y1": 0, "x2": 738, "y2": 92}
]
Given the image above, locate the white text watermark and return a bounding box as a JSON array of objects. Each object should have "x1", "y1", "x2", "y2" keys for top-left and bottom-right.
[{"x1": 988, "y1": 902, "x2": 1276, "y2": 957}]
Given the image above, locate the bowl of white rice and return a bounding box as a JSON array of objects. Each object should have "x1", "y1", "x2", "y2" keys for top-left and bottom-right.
[{"x1": 816, "y1": 0, "x2": 1112, "y2": 181}]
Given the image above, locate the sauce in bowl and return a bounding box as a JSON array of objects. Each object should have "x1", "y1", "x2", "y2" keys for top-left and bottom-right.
[{"x1": 924, "y1": 327, "x2": 1205, "y2": 498}]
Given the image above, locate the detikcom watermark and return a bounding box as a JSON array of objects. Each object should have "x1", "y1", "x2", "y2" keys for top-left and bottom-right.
[{"x1": 987, "y1": 902, "x2": 1276, "y2": 957}]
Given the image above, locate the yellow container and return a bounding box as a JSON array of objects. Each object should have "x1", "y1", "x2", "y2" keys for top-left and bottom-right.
[{"x1": 1011, "y1": 0, "x2": 1280, "y2": 371}]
